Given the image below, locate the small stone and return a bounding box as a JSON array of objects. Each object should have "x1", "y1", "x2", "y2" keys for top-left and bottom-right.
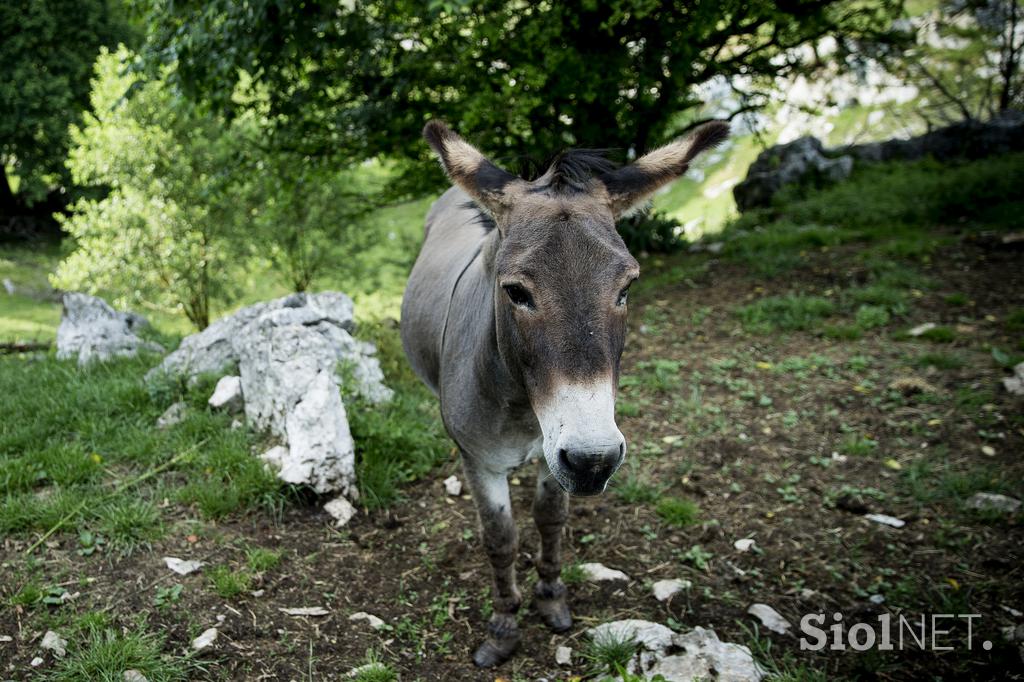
[
  {"x1": 123, "y1": 670, "x2": 149, "y2": 682},
  {"x1": 163, "y1": 557, "x2": 204, "y2": 575},
  {"x1": 734, "y1": 538, "x2": 756, "y2": 552},
  {"x1": 31, "y1": 657, "x2": 44, "y2": 667},
  {"x1": 908, "y1": 322, "x2": 937, "y2": 337},
  {"x1": 208, "y1": 375, "x2": 243, "y2": 413},
  {"x1": 41, "y1": 630, "x2": 67, "y2": 658},
  {"x1": 555, "y1": 645, "x2": 572, "y2": 666},
  {"x1": 156, "y1": 402, "x2": 188, "y2": 429},
  {"x1": 652, "y1": 578, "x2": 692, "y2": 602},
  {"x1": 1003, "y1": 362, "x2": 1024, "y2": 395},
  {"x1": 349, "y1": 612, "x2": 386, "y2": 630},
  {"x1": 229, "y1": 418, "x2": 243, "y2": 431},
  {"x1": 981, "y1": 445, "x2": 996, "y2": 456},
  {"x1": 324, "y1": 496, "x2": 356, "y2": 526},
  {"x1": 864, "y1": 513, "x2": 906, "y2": 528},
  {"x1": 0, "y1": 635, "x2": 12, "y2": 642},
  {"x1": 966, "y1": 492, "x2": 1021, "y2": 514},
  {"x1": 191, "y1": 627, "x2": 218, "y2": 650},
  {"x1": 2, "y1": 278, "x2": 15, "y2": 294},
  {"x1": 747, "y1": 604, "x2": 792, "y2": 635},
  {"x1": 443, "y1": 475, "x2": 462, "y2": 496},
  {"x1": 251, "y1": 589, "x2": 265, "y2": 597},
  {"x1": 580, "y1": 562, "x2": 630, "y2": 582},
  {"x1": 279, "y1": 606, "x2": 329, "y2": 617},
  {"x1": 869, "y1": 594, "x2": 886, "y2": 605}
]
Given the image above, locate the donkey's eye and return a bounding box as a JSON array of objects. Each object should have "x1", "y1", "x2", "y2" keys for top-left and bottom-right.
[
  {"x1": 503, "y1": 284, "x2": 535, "y2": 309},
  {"x1": 616, "y1": 287, "x2": 630, "y2": 307}
]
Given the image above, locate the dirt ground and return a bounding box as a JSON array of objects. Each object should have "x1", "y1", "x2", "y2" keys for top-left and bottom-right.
[{"x1": 3, "y1": 228, "x2": 1023, "y2": 681}]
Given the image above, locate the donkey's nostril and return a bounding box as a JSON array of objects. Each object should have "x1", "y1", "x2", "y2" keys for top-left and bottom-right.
[
  {"x1": 558, "y1": 448, "x2": 571, "y2": 470},
  {"x1": 618, "y1": 442, "x2": 625, "y2": 459}
]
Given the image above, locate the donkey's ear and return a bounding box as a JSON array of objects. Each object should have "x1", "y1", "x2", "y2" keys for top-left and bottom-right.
[
  {"x1": 601, "y1": 121, "x2": 729, "y2": 218},
  {"x1": 423, "y1": 120, "x2": 518, "y2": 216}
]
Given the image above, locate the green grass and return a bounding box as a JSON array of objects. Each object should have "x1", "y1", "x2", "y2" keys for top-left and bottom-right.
[
  {"x1": 654, "y1": 496, "x2": 701, "y2": 527},
  {"x1": 50, "y1": 618, "x2": 195, "y2": 681},
  {"x1": 612, "y1": 466, "x2": 664, "y2": 504},
  {"x1": 208, "y1": 565, "x2": 253, "y2": 598},
  {"x1": 246, "y1": 547, "x2": 283, "y2": 572},
  {"x1": 581, "y1": 630, "x2": 639, "y2": 677},
  {"x1": 915, "y1": 351, "x2": 966, "y2": 370},
  {"x1": 736, "y1": 295, "x2": 835, "y2": 334}
]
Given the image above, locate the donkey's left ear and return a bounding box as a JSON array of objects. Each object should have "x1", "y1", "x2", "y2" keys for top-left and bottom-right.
[
  {"x1": 601, "y1": 121, "x2": 730, "y2": 218},
  {"x1": 423, "y1": 120, "x2": 519, "y2": 217}
]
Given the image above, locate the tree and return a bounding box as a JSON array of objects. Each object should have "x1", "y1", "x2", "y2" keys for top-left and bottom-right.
[
  {"x1": 140, "y1": 0, "x2": 903, "y2": 194},
  {"x1": 0, "y1": 0, "x2": 132, "y2": 213},
  {"x1": 53, "y1": 48, "x2": 248, "y2": 330},
  {"x1": 247, "y1": 155, "x2": 374, "y2": 293},
  {"x1": 872, "y1": 0, "x2": 1022, "y2": 123}
]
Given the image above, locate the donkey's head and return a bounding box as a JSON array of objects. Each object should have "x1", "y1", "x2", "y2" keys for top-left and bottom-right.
[{"x1": 424, "y1": 120, "x2": 727, "y2": 496}]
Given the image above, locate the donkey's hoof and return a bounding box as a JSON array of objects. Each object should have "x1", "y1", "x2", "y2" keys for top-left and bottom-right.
[
  {"x1": 536, "y1": 596, "x2": 572, "y2": 632},
  {"x1": 472, "y1": 633, "x2": 520, "y2": 667}
]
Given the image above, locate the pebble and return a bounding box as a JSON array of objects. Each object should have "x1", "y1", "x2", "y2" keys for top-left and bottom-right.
[
  {"x1": 652, "y1": 578, "x2": 692, "y2": 602},
  {"x1": 443, "y1": 475, "x2": 462, "y2": 496},
  {"x1": 191, "y1": 627, "x2": 218, "y2": 651},
  {"x1": 747, "y1": 603, "x2": 792, "y2": 635},
  {"x1": 580, "y1": 562, "x2": 630, "y2": 582}
]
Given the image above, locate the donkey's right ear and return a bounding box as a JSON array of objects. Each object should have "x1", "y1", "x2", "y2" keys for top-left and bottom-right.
[{"x1": 423, "y1": 120, "x2": 519, "y2": 216}]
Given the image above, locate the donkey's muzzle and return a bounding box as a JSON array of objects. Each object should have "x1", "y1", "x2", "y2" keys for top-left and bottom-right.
[{"x1": 556, "y1": 440, "x2": 625, "y2": 496}]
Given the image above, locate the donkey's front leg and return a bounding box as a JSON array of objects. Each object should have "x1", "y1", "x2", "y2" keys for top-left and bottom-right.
[
  {"x1": 464, "y1": 463, "x2": 521, "y2": 667},
  {"x1": 532, "y1": 457, "x2": 572, "y2": 632}
]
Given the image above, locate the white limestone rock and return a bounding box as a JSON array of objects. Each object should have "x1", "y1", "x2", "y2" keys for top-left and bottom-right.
[
  {"x1": 156, "y1": 402, "x2": 188, "y2": 429},
  {"x1": 40, "y1": 630, "x2": 67, "y2": 658},
  {"x1": 747, "y1": 603, "x2": 792, "y2": 635},
  {"x1": 191, "y1": 627, "x2": 218, "y2": 650},
  {"x1": 966, "y1": 492, "x2": 1021, "y2": 514},
  {"x1": 652, "y1": 578, "x2": 692, "y2": 602},
  {"x1": 587, "y1": 619, "x2": 675, "y2": 653},
  {"x1": 324, "y1": 496, "x2": 357, "y2": 526},
  {"x1": 1002, "y1": 362, "x2": 1024, "y2": 396},
  {"x1": 443, "y1": 475, "x2": 462, "y2": 496},
  {"x1": 555, "y1": 645, "x2": 572, "y2": 666},
  {"x1": 56, "y1": 293, "x2": 163, "y2": 366},
  {"x1": 163, "y1": 557, "x2": 204, "y2": 575},
  {"x1": 208, "y1": 375, "x2": 243, "y2": 413},
  {"x1": 651, "y1": 626, "x2": 764, "y2": 681},
  {"x1": 580, "y1": 562, "x2": 630, "y2": 583},
  {"x1": 349, "y1": 612, "x2": 386, "y2": 630}
]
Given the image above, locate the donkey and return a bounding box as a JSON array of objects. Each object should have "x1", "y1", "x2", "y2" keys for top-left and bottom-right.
[{"x1": 401, "y1": 119, "x2": 728, "y2": 666}]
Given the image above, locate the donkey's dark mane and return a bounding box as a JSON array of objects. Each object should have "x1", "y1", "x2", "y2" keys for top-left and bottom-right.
[
  {"x1": 541, "y1": 148, "x2": 620, "y2": 191},
  {"x1": 461, "y1": 148, "x2": 622, "y2": 230}
]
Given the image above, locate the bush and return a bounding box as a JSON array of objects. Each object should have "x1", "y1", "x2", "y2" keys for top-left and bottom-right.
[{"x1": 616, "y1": 211, "x2": 686, "y2": 253}]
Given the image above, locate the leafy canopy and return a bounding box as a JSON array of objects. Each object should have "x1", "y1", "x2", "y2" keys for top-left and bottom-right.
[
  {"x1": 0, "y1": 0, "x2": 132, "y2": 205},
  {"x1": 140, "y1": 0, "x2": 903, "y2": 193}
]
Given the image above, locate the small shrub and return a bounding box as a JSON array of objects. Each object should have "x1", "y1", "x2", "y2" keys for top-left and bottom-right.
[
  {"x1": 737, "y1": 295, "x2": 835, "y2": 334},
  {"x1": 855, "y1": 305, "x2": 890, "y2": 330},
  {"x1": 581, "y1": 630, "x2": 639, "y2": 676},
  {"x1": 208, "y1": 566, "x2": 252, "y2": 598},
  {"x1": 616, "y1": 210, "x2": 685, "y2": 253},
  {"x1": 655, "y1": 497, "x2": 701, "y2": 527}
]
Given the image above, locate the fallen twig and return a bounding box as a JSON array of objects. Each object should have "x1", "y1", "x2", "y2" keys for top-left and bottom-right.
[{"x1": 0, "y1": 342, "x2": 51, "y2": 354}]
